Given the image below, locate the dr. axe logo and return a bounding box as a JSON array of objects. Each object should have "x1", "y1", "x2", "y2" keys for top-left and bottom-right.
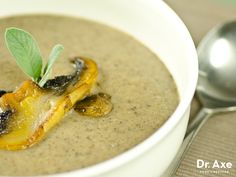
[
  {"x1": 197, "y1": 159, "x2": 233, "y2": 169},
  {"x1": 196, "y1": 159, "x2": 233, "y2": 175}
]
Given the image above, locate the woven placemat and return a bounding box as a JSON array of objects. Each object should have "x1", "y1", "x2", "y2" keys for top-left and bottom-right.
[{"x1": 176, "y1": 110, "x2": 236, "y2": 176}]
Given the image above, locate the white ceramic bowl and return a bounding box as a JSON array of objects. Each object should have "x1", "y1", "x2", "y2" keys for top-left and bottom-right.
[{"x1": 0, "y1": 0, "x2": 198, "y2": 176}]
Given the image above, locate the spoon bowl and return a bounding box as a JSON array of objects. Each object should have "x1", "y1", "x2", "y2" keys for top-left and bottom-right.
[{"x1": 197, "y1": 21, "x2": 236, "y2": 108}]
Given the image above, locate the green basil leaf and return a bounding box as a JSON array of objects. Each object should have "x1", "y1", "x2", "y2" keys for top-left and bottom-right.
[
  {"x1": 5, "y1": 27, "x2": 42, "y2": 81},
  {"x1": 39, "y1": 44, "x2": 64, "y2": 87}
]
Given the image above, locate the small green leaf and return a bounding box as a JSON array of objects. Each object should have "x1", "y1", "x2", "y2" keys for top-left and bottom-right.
[
  {"x1": 5, "y1": 27, "x2": 43, "y2": 81},
  {"x1": 38, "y1": 44, "x2": 64, "y2": 87}
]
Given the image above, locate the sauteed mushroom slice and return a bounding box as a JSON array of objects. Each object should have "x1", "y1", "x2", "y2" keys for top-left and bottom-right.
[
  {"x1": 75, "y1": 93, "x2": 113, "y2": 117},
  {"x1": 0, "y1": 57, "x2": 98, "y2": 150}
]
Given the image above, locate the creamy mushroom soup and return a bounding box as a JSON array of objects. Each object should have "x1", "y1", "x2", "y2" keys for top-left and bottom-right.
[{"x1": 0, "y1": 15, "x2": 178, "y2": 176}]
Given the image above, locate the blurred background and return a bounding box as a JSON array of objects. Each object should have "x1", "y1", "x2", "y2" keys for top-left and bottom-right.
[{"x1": 166, "y1": 0, "x2": 236, "y2": 45}]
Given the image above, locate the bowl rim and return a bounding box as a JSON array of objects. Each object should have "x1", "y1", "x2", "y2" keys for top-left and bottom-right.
[{"x1": 0, "y1": 0, "x2": 198, "y2": 176}]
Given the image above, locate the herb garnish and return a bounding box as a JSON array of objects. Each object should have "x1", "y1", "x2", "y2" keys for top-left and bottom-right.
[{"x1": 5, "y1": 27, "x2": 64, "y2": 87}]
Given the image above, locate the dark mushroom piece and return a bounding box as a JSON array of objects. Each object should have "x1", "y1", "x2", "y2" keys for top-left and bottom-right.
[
  {"x1": 0, "y1": 90, "x2": 7, "y2": 97},
  {"x1": 0, "y1": 110, "x2": 12, "y2": 135}
]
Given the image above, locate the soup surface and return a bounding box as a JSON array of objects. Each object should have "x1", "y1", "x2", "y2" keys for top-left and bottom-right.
[{"x1": 0, "y1": 15, "x2": 178, "y2": 176}]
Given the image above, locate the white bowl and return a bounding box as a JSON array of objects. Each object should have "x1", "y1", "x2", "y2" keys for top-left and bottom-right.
[{"x1": 0, "y1": 0, "x2": 198, "y2": 176}]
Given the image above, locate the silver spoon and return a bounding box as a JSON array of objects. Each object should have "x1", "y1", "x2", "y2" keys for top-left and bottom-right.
[{"x1": 165, "y1": 21, "x2": 236, "y2": 177}]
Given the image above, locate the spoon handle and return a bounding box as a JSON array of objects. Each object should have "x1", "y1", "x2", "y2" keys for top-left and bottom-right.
[
  {"x1": 186, "y1": 107, "x2": 212, "y2": 137},
  {"x1": 164, "y1": 108, "x2": 213, "y2": 177}
]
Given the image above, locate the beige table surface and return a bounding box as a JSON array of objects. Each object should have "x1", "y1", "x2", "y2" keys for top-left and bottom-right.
[{"x1": 165, "y1": 0, "x2": 236, "y2": 176}]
